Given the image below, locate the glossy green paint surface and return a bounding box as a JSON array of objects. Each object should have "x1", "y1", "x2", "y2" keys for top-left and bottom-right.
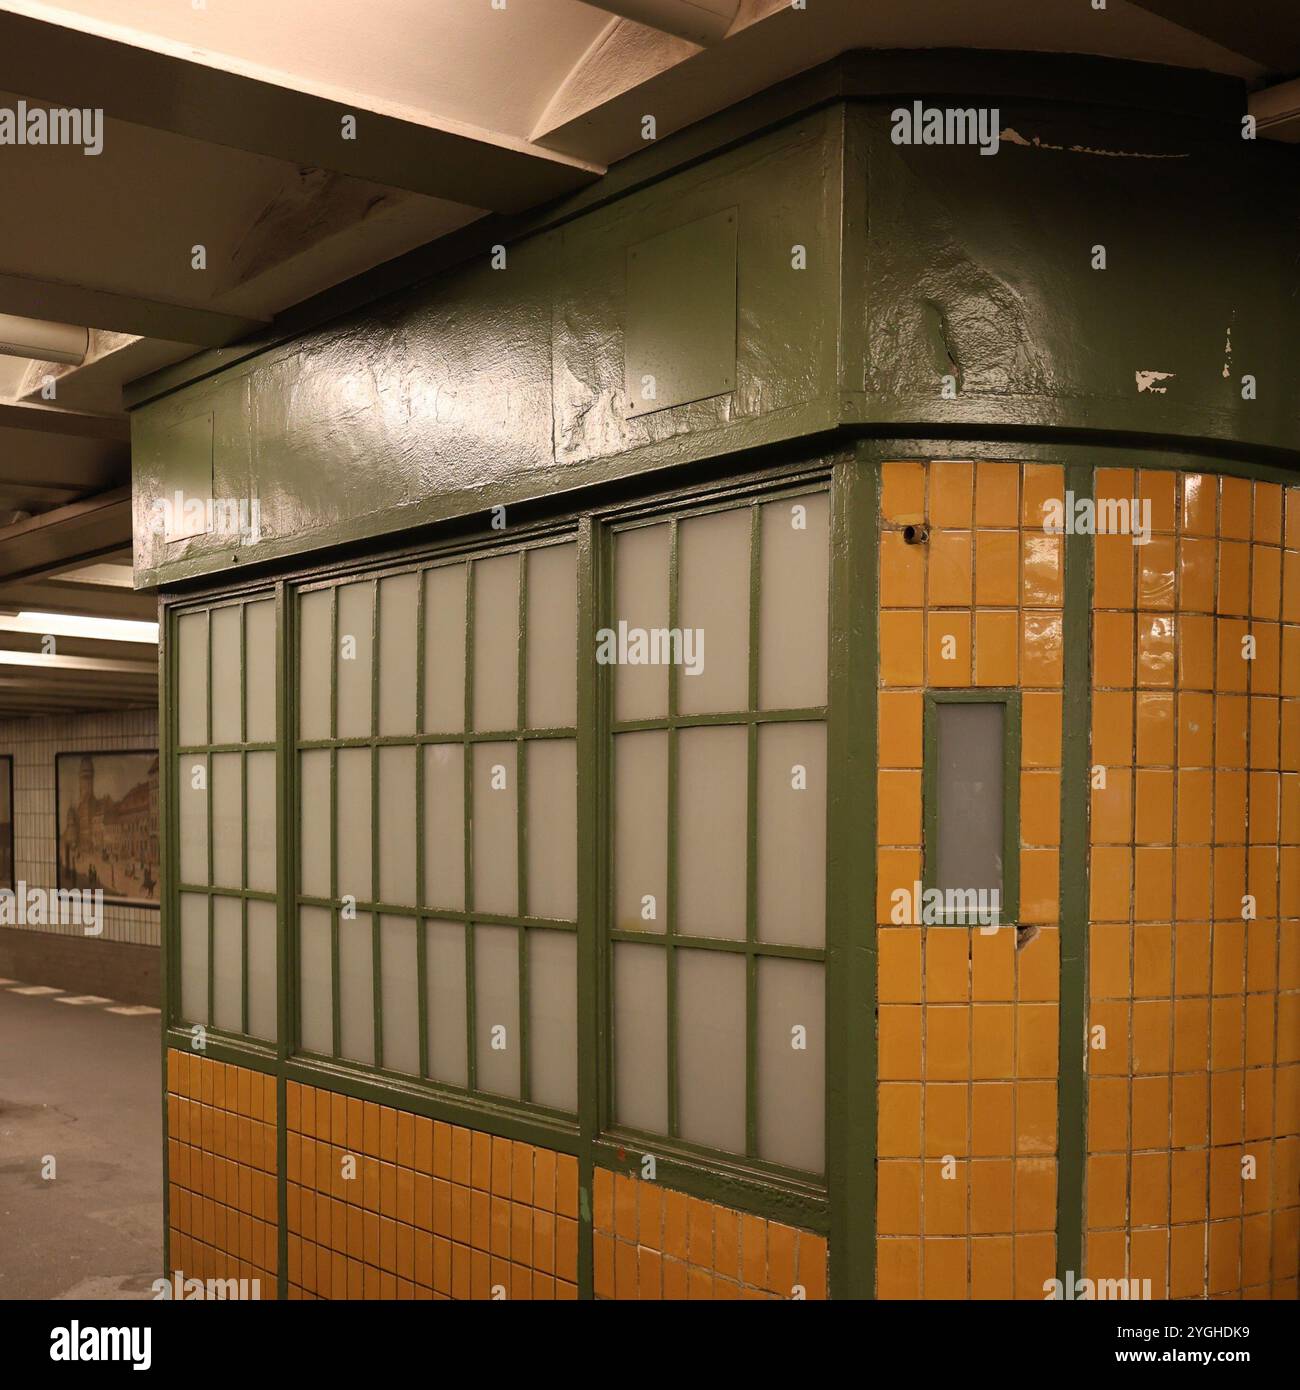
[{"x1": 130, "y1": 53, "x2": 1300, "y2": 589}]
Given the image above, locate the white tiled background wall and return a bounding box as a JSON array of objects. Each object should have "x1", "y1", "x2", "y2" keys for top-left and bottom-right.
[{"x1": 0, "y1": 709, "x2": 160, "y2": 947}]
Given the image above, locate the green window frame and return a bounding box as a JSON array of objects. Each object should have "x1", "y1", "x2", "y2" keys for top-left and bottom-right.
[{"x1": 921, "y1": 689, "x2": 1022, "y2": 928}]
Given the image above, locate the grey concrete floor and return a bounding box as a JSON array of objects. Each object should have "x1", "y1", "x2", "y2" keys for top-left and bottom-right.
[{"x1": 0, "y1": 983, "x2": 162, "y2": 1298}]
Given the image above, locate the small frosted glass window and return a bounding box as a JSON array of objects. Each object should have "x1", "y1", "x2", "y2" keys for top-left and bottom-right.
[
  {"x1": 299, "y1": 750, "x2": 331, "y2": 898},
  {"x1": 176, "y1": 610, "x2": 208, "y2": 747},
  {"x1": 757, "y1": 723, "x2": 826, "y2": 947},
  {"x1": 757, "y1": 958, "x2": 824, "y2": 1172},
  {"x1": 178, "y1": 755, "x2": 208, "y2": 886},
  {"x1": 676, "y1": 949, "x2": 746, "y2": 1154},
  {"x1": 473, "y1": 924, "x2": 519, "y2": 1098},
  {"x1": 613, "y1": 731, "x2": 666, "y2": 934},
  {"x1": 759, "y1": 492, "x2": 829, "y2": 709},
  {"x1": 472, "y1": 742, "x2": 517, "y2": 916},
  {"x1": 527, "y1": 543, "x2": 578, "y2": 729},
  {"x1": 935, "y1": 702, "x2": 1005, "y2": 898},
  {"x1": 336, "y1": 582, "x2": 374, "y2": 738},
  {"x1": 528, "y1": 930, "x2": 576, "y2": 1112},
  {"x1": 426, "y1": 920, "x2": 467, "y2": 1087},
  {"x1": 298, "y1": 589, "x2": 332, "y2": 741},
  {"x1": 527, "y1": 739, "x2": 576, "y2": 921},
  {"x1": 338, "y1": 913, "x2": 375, "y2": 1065},
  {"x1": 613, "y1": 942, "x2": 667, "y2": 1134},
  {"x1": 677, "y1": 507, "x2": 750, "y2": 715},
  {"x1": 298, "y1": 906, "x2": 333, "y2": 1054},
  {"x1": 246, "y1": 752, "x2": 276, "y2": 893},
  {"x1": 676, "y1": 726, "x2": 746, "y2": 940},
  {"x1": 472, "y1": 554, "x2": 519, "y2": 732},
  {"x1": 179, "y1": 892, "x2": 209, "y2": 1023},
  {"x1": 210, "y1": 605, "x2": 242, "y2": 745},
  {"x1": 380, "y1": 916, "x2": 419, "y2": 1075},
  {"x1": 336, "y1": 747, "x2": 372, "y2": 905},
  {"x1": 423, "y1": 565, "x2": 466, "y2": 733},
  {"x1": 378, "y1": 573, "x2": 418, "y2": 736},
  {"x1": 210, "y1": 753, "x2": 241, "y2": 889},
  {"x1": 244, "y1": 600, "x2": 277, "y2": 743},
  {"x1": 211, "y1": 895, "x2": 242, "y2": 1033},
  {"x1": 378, "y1": 745, "x2": 417, "y2": 905},
  {"x1": 423, "y1": 744, "x2": 465, "y2": 910},
  {"x1": 613, "y1": 523, "x2": 669, "y2": 721},
  {"x1": 247, "y1": 900, "x2": 277, "y2": 1042}
]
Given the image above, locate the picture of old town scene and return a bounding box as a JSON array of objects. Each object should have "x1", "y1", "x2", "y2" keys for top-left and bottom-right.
[
  {"x1": 57, "y1": 751, "x2": 160, "y2": 907},
  {"x1": 0, "y1": 755, "x2": 13, "y2": 891}
]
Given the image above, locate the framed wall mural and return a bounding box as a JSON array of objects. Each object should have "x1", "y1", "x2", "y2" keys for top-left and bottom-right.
[
  {"x1": 0, "y1": 755, "x2": 13, "y2": 892},
  {"x1": 56, "y1": 751, "x2": 160, "y2": 908}
]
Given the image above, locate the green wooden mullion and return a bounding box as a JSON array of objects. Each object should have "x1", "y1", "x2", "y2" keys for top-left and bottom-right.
[
  {"x1": 608, "y1": 929, "x2": 821, "y2": 961},
  {"x1": 292, "y1": 895, "x2": 574, "y2": 929},
  {"x1": 177, "y1": 883, "x2": 277, "y2": 901},
  {"x1": 825, "y1": 451, "x2": 876, "y2": 1300},
  {"x1": 1056, "y1": 457, "x2": 1095, "y2": 1286},
  {"x1": 744, "y1": 501, "x2": 761, "y2": 1159},
  {"x1": 665, "y1": 518, "x2": 680, "y2": 1140},
  {"x1": 329, "y1": 587, "x2": 341, "y2": 1059},
  {"x1": 158, "y1": 603, "x2": 175, "y2": 1282},
  {"x1": 610, "y1": 707, "x2": 826, "y2": 734},
  {"x1": 239, "y1": 602, "x2": 249, "y2": 1035},
  {"x1": 274, "y1": 580, "x2": 291, "y2": 1300},
  {"x1": 370, "y1": 578, "x2": 383, "y2": 1071},
  {"x1": 204, "y1": 606, "x2": 215, "y2": 1028},
  {"x1": 415, "y1": 565, "x2": 429, "y2": 1081},
  {"x1": 292, "y1": 726, "x2": 576, "y2": 750},
  {"x1": 177, "y1": 741, "x2": 276, "y2": 754},
  {"x1": 516, "y1": 548, "x2": 530, "y2": 1103},
  {"x1": 464, "y1": 560, "x2": 477, "y2": 1092}
]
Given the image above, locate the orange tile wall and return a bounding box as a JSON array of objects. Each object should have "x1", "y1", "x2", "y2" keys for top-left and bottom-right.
[
  {"x1": 592, "y1": 1169, "x2": 827, "y2": 1299},
  {"x1": 875, "y1": 460, "x2": 1062, "y2": 1299},
  {"x1": 166, "y1": 1049, "x2": 279, "y2": 1297},
  {"x1": 1086, "y1": 469, "x2": 1300, "y2": 1299},
  {"x1": 285, "y1": 1082, "x2": 579, "y2": 1299}
]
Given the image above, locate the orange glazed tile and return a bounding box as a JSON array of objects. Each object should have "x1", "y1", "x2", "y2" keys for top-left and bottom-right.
[
  {"x1": 970, "y1": 1159, "x2": 1013, "y2": 1235},
  {"x1": 1219, "y1": 475, "x2": 1252, "y2": 540},
  {"x1": 972, "y1": 1005, "x2": 1014, "y2": 1079},
  {"x1": 878, "y1": 690, "x2": 923, "y2": 767},
  {"x1": 1217, "y1": 540, "x2": 1251, "y2": 616},
  {"x1": 740, "y1": 1212, "x2": 765, "y2": 1286},
  {"x1": 1134, "y1": 769, "x2": 1173, "y2": 843},
  {"x1": 1251, "y1": 546, "x2": 1281, "y2": 620},
  {"x1": 1182, "y1": 473, "x2": 1217, "y2": 536},
  {"x1": 767, "y1": 1223, "x2": 797, "y2": 1296},
  {"x1": 1088, "y1": 1077, "x2": 1128, "y2": 1150},
  {"x1": 1177, "y1": 614, "x2": 1215, "y2": 690},
  {"x1": 1138, "y1": 470, "x2": 1177, "y2": 534},
  {"x1": 925, "y1": 1006, "x2": 971, "y2": 1082},
  {"x1": 1023, "y1": 533, "x2": 1064, "y2": 609},
  {"x1": 971, "y1": 927, "x2": 1014, "y2": 1001},
  {"x1": 1019, "y1": 849, "x2": 1058, "y2": 924},
  {"x1": 879, "y1": 1083, "x2": 922, "y2": 1157},
  {"x1": 877, "y1": 850, "x2": 922, "y2": 924},
  {"x1": 924, "y1": 1083, "x2": 968, "y2": 1157},
  {"x1": 881, "y1": 462, "x2": 926, "y2": 523},
  {"x1": 974, "y1": 610, "x2": 1018, "y2": 686},
  {"x1": 974, "y1": 529, "x2": 1018, "y2": 606},
  {"x1": 1284, "y1": 552, "x2": 1300, "y2": 622},
  {"x1": 1090, "y1": 691, "x2": 1132, "y2": 767},
  {"x1": 1094, "y1": 533, "x2": 1136, "y2": 609},
  {"x1": 922, "y1": 1238, "x2": 968, "y2": 1299},
  {"x1": 975, "y1": 461, "x2": 1020, "y2": 527},
  {"x1": 877, "y1": 1006, "x2": 922, "y2": 1080},
  {"x1": 1091, "y1": 767, "x2": 1132, "y2": 844},
  {"x1": 928, "y1": 529, "x2": 973, "y2": 606},
  {"x1": 971, "y1": 1235, "x2": 1013, "y2": 1299},
  {"x1": 880, "y1": 610, "x2": 924, "y2": 686},
  {"x1": 1016, "y1": 926, "x2": 1058, "y2": 1002},
  {"x1": 1021, "y1": 613, "x2": 1063, "y2": 687},
  {"x1": 925, "y1": 928, "x2": 970, "y2": 1002},
  {"x1": 1136, "y1": 614, "x2": 1175, "y2": 687},
  {"x1": 922, "y1": 1160, "x2": 967, "y2": 1236},
  {"x1": 1178, "y1": 537, "x2": 1217, "y2": 613},
  {"x1": 928, "y1": 611, "x2": 971, "y2": 686},
  {"x1": 971, "y1": 1083, "x2": 1014, "y2": 1157},
  {"x1": 878, "y1": 927, "x2": 921, "y2": 1002},
  {"x1": 1022, "y1": 464, "x2": 1062, "y2": 531},
  {"x1": 930, "y1": 461, "x2": 974, "y2": 527},
  {"x1": 876, "y1": 1238, "x2": 920, "y2": 1299},
  {"x1": 878, "y1": 769, "x2": 922, "y2": 844},
  {"x1": 880, "y1": 529, "x2": 926, "y2": 607},
  {"x1": 877, "y1": 1162, "x2": 922, "y2": 1235}
]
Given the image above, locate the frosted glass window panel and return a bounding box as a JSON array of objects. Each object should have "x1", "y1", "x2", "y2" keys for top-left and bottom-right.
[
  {"x1": 676, "y1": 949, "x2": 746, "y2": 1154},
  {"x1": 338, "y1": 913, "x2": 375, "y2": 1065},
  {"x1": 176, "y1": 610, "x2": 208, "y2": 747},
  {"x1": 757, "y1": 723, "x2": 827, "y2": 947},
  {"x1": 210, "y1": 753, "x2": 242, "y2": 890},
  {"x1": 246, "y1": 751, "x2": 277, "y2": 894},
  {"x1": 178, "y1": 755, "x2": 208, "y2": 886},
  {"x1": 757, "y1": 958, "x2": 825, "y2": 1173},
  {"x1": 473, "y1": 925, "x2": 520, "y2": 1098},
  {"x1": 378, "y1": 745, "x2": 417, "y2": 905},
  {"x1": 298, "y1": 906, "x2": 333, "y2": 1054},
  {"x1": 210, "y1": 605, "x2": 243, "y2": 745},
  {"x1": 244, "y1": 600, "x2": 277, "y2": 743},
  {"x1": 935, "y1": 702, "x2": 1004, "y2": 897},
  {"x1": 472, "y1": 554, "x2": 519, "y2": 732},
  {"x1": 336, "y1": 747, "x2": 372, "y2": 904},
  {"x1": 613, "y1": 942, "x2": 667, "y2": 1134},
  {"x1": 613, "y1": 523, "x2": 669, "y2": 721},
  {"x1": 528, "y1": 930, "x2": 577, "y2": 1112},
  {"x1": 613, "y1": 731, "x2": 667, "y2": 934},
  {"x1": 298, "y1": 589, "x2": 332, "y2": 741},
  {"x1": 423, "y1": 565, "x2": 466, "y2": 733},
  {"x1": 378, "y1": 573, "x2": 418, "y2": 736},
  {"x1": 299, "y1": 750, "x2": 331, "y2": 898},
  {"x1": 676, "y1": 726, "x2": 746, "y2": 940},
  {"x1": 526, "y1": 544, "x2": 578, "y2": 729},
  {"x1": 423, "y1": 744, "x2": 465, "y2": 911},
  {"x1": 246, "y1": 900, "x2": 277, "y2": 1042},
  {"x1": 179, "y1": 892, "x2": 209, "y2": 1024},
  {"x1": 759, "y1": 492, "x2": 829, "y2": 710},
  {"x1": 677, "y1": 507, "x2": 750, "y2": 715},
  {"x1": 211, "y1": 895, "x2": 242, "y2": 1033},
  {"x1": 526, "y1": 740, "x2": 577, "y2": 921},
  {"x1": 380, "y1": 916, "x2": 419, "y2": 1076},
  {"x1": 471, "y1": 742, "x2": 517, "y2": 916},
  {"x1": 336, "y1": 581, "x2": 374, "y2": 738},
  {"x1": 425, "y1": 920, "x2": 467, "y2": 1087}
]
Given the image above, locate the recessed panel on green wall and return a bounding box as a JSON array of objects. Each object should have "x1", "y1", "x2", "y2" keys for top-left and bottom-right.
[
  {"x1": 161, "y1": 412, "x2": 214, "y2": 543},
  {"x1": 624, "y1": 207, "x2": 738, "y2": 417}
]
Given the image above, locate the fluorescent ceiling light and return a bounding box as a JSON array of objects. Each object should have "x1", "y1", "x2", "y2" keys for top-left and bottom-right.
[{"x1": 0, "y1": 611, "x2": 159, "y2": 644}]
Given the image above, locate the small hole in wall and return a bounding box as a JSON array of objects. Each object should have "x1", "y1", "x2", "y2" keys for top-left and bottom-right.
[
  {"x1": 1016, "y1": 924, "x2": 1039, "y2": 952},
  {"x1": 902, "y1": 524, "x2": 928, "y2": 545}
]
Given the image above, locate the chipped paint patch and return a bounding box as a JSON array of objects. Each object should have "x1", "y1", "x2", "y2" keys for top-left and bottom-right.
[
  {"x1": 1001, "y1": 128, "x2": 1188, "y2": 159},
  {"x1": 1136, "y1": 370, "x2": 1175, "y2": 394},
  {"x1": 1222, "y1": 325, "x2": 1233, "y2": 380}
]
